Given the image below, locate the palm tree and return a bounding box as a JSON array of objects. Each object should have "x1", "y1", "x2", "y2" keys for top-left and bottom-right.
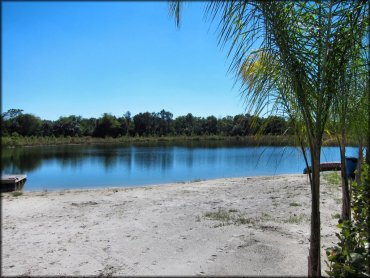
[
  {"x1": 329, "y1": 45, "x2": 367, "y2": 220},
  {"x1": 170, "y1": 1, "x2": 368, "y2": 276}
]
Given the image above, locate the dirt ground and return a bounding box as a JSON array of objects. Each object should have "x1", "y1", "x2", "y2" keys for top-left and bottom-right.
[{"x1": 2, "y1": 173, "x2": 342, "y2": 276}]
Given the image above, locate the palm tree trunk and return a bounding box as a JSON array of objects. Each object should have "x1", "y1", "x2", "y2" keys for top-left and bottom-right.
[
  {"x1": 355, "y1": 142, "x2": 363, "y2": 185},
  {"x1": 308, "y1": 143, "x2": 321, "y2": 277},
  {"x1": 339, "y1": 140, "x2": 351, "y2": 220}
]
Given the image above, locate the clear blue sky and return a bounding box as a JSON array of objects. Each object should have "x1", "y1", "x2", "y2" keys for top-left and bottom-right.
[{"x1": 2, "y1": 2, "x2": 246, "y2": 120}]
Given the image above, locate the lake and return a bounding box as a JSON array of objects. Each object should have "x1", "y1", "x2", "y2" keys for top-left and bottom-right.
[{"x1": 1, "y1": 142, "x2": 358, "y2": 191}]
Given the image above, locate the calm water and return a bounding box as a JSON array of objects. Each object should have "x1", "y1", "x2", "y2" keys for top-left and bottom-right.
[{"x1": 1, "y1": 142, "x2": 358, "y2": 191}]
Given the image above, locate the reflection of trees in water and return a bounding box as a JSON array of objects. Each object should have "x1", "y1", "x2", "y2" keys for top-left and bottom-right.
[
  {"x1": 185, "y1": 149, "x2": 194, "y2": 168},
  {"x1": 81, "y1": 148, "x2": 133, "y2": 171},
  {"x1": 101, "y1": 150, "x2": 118, "y2": 170},
  {"x1": 2, "y1": 146, "x2": 92, "y2": 173},
  {"x1": 133, "y1": 147, "x2": 174, "y2": 171},
  {"x1": 1, "y1": 146, "x2": 105, "y2": 173},
  {"x1": 57, "y1": 150, "x2": 85, "y2": 169},
  {"x1": 118, "y1": 152, "x2": 132, "y2": 171},
  {"x1": 131, "y1": 140, "x2": 247, "y2": 149},
  {"x1": 160, "y1": 149, "x2": 174, "y2": 171},
  {"x1": 1, "y1": 141, "x2": 253, "y2": 175},
  {"x1": 2, "y1": 147, "x2": 47, "y2": 173},
  {"x1": 1, "y1": 145, "x2": 137, "y2": 174}
]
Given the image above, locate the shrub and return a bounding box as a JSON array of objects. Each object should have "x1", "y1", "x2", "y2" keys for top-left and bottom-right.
[{"x1": 326, "y1": 164, "x2": 369, "y2": 277}]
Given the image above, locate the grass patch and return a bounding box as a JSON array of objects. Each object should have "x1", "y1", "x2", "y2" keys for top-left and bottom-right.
[
  {"x1": 260, "y1": 213, "x2": 275, "y2": 221},
  {"x1": 283, "y1": 214, "x2": 307, "y2": 224},
  {"x1": 259, "y1": 213, "x2": 306, "y2": 224},
  {"x1": 212, "y1": 223, "x2": 228, "y2": 228},
  {"x1": 36, "y1": 189, "x2": 48, "y2": 197},
  {"x1": 323, "y1": 172, "x2": 341, "y2": 187},
  {"x1": 205, "y1": 208, "x2": 308, "y2": 227},
  {"x1": 204, "y1": 209, "x2": 233, "y2": 222},
  {"x1": 289, "y1": 202, "x2": 301, "y2": 207},
  {"x1": 191, "y1": 179, "x2": 203, "y2": 183},
  {"x1": 234, "y1": 215, "x2": 254, "y2": 225},
  {"x1": 11, "y1": 191, "x2": 23, "y2": 197},
  {"x1": 331, "y1": 213, "x2": 341, "y2": 219},
  {"x1": 204, "y1": 208, "x2": 254, "y2": 227}
]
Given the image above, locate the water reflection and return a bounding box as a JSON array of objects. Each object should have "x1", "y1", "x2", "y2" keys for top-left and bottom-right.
[
  {"x1": 118, "y1": 151, "x2": 133, "y2": 171},
  {"x1": 183, "y1": 148, "x2": 194, "y2": 168},
  {"x1": 1, "y1": 142, "x2": 358, "y2": 191},
  {"x1": 133, "y1": 147, "x2": 174, "y2": 171}
]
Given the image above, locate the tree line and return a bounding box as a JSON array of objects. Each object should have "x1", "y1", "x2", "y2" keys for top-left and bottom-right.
[{"x1": 1, "y1": 108, "x2": 293, "y2": 138}]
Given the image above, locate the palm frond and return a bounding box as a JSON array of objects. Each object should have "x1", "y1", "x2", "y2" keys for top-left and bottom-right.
[{"x1": 169, "y1": 0, "x2": 182, "y2": 28}]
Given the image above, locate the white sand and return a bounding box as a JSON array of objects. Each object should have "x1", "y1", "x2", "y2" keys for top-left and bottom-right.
[{"x1": 2, "y1": 174, "x2": 341, "y2": 276}]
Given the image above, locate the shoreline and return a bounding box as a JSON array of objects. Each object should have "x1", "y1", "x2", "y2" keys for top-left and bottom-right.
[
  {"x1": 2, "y1": 173, "x2": 341, "y2": 276},
  {"x1": 15, "y1": 173, "x2": 306, "y2": 194}
]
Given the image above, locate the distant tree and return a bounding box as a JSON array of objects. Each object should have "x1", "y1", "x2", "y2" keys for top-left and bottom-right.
[
  {"x1": 159, "y1": 109, "x2": 174, "y2": 136},
  {"x1": 263, "y1": 116, "x2": 287, "y2": 135},
  {"x1": 203, "y1": 116, "x2": 218, "y2": 135},
  {"x1": 1, "y1": 109, "x2": 24, "y2": 136},
  {"x1": 80, "y1": 118, "x2": 96, "y2": 136},
  {"x1": 132, "y1": 113, "x2": 144, "y2": 136},
  {"x1": 117, "y1": 116, "x2": 129, "y2": 136},
  {"x1": 13, "y1": 114, "x2": 42, "y2": 136},
  {"x1": 1, "y1": 109, "x2": 23, "y2": 120},
  {"x1": 124, "y1": 111, "x2": 131, "y2": 122},
  {"x1": 232, "y1": 114, "x2": 250, "y2": 136},
  {"x1": 217, "y1": 116, "x2": 234, "y2": 136},
  {"x1": 133, "y1": 112, "x2": 153, "y2": 136},
  {"x1": 0, "y1": 109, "x2": 296, "y2": 139},
  {"x1": 174, "y1": 113, "x2": 195, "y2": 135},
  {"x1": 53, "y1": 116, "x2": 82, "y2": 137},
  {"x1": 127, "y1": 120, "x2": 136, "y2": 137},
  {"x1": 94, "y1": 114, "x2": 121, "y2": 138},
  {"x1": 41, "y1": 120, "x2": 54, "y2": 137},
  {"x1": 173, "y1": 115, "x2": 186, "y2": 135},
  {"x1": 184, "y1": 113, "x2": 195, "y2": 135}
]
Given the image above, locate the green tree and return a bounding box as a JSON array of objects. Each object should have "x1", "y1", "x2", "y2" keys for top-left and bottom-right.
[
  {"x1": 217, "y1": 116, "x2": 234, "y2": 136},
  {"x1": 330, "y1": 49, "x2": 367, "y2": 220},
  {"x1": 53, "y1": 115, "x2": 83, "y2": 137},
  {"x1": 1, "y1": 109, "x2": 23, "y2": 120},
  {"x1": 159, "y1": 109, "x2": 174, "y2": 136},
  {"x1": 263, "y1": 116, "x2": 288, "y2": 135},
  {"x1": 80, "y1": 118, "x2": 97, "y2": 136},
  {"x1": 173, "y1": 113, "x2": 195, "y2": 136},
  {"x1": 203, "y1": 116, "x2": 218, "y2": 135},
  {"x1": 14, "y1": 114, "x2": 42, "y2": 136},
  {"x1": 41, "y1": 120, "x2": 54, "y2": 137},
  {"x1": 94, "y1": 113, "x2": 121, "y2": 138},
  {"x1": 232, "y1": 114, "x2": 251, "y2": 136},
  {"x1": 1, "y1": 109, "x2": 24, "y2": 136}
]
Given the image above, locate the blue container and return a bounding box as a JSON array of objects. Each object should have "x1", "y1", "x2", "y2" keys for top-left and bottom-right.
[{"x1": 345, "y1": 156, "x2": 358, "y2": 179}]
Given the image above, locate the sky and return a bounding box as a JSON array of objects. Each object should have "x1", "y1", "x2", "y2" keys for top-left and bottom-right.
[{"x1": 2, "y1": 2, "x2": 246, "y2": 121}]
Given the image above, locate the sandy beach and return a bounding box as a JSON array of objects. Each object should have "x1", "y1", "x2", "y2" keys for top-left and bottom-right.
[{"x1": 2, "y1": 173, "x2": 342, "y2": 276}]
